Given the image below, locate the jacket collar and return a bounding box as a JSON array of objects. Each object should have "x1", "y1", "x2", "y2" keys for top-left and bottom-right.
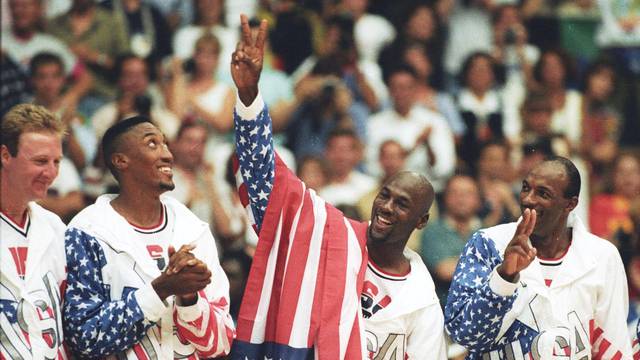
[{"x1": 83, "y1": 194, "x2": 207, "y2": 280}]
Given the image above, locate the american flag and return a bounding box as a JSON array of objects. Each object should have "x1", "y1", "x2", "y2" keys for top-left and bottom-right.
[{"x1": 230, "y1": 102, "x2": 369, "y2": 359}]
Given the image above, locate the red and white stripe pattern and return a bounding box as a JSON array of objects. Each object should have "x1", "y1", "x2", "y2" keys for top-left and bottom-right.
[
  {"x1": 590, "y1": 319, "x2": 624, "y2": 360},
  {"x1": 232, "y1": 155, "x2": 369, "y2": 359},
  {"x1": 174, "y1": 291, "x2": 235, "y2": 358}
]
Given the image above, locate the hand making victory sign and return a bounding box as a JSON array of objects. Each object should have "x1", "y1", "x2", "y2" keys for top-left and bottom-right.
[
  {"x1": 497, "y1": 208, "x2": 537, "y2": 282},
  {"x1": 231, "y1": 14, "x2": 268, "y2": 106}
]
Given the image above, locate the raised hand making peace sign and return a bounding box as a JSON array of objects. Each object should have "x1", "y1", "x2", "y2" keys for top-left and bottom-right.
[
  {"x1": 497, "y1": 208, "x2": 537, "y2": 282},
  {"x1": 231, "y1": 14, "x2": 268, "y2": 106}
]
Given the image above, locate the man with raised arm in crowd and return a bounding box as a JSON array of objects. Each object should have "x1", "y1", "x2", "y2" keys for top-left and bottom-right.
[
  {"x1": 445, "y1": 157, "x2": 631, "y2": 359},
  {"x1": 1, "y1": 104, "x2": 68, "y2": 359},
  {"x1": 62, "y1": 116, "x2": 234, "y2": 359},
  {"x1": 229, "y1": 15, "x2": 446, "y2": 359}
]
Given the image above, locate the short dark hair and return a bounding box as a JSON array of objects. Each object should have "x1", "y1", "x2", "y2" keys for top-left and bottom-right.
[
  {"x1": 113, "y1": 53, "x2": 149, "y2": 80},
  {"x1": 580, "y1": 58, "x2": 616, "y2": 93},
  {"x1": 533, "y1": 49, "x2": 576, "y2": 86},
  {"x1": 458, "y1": 51, "x2": 505, "y2": 87},
  {"x1": 29, "y1": 52, "x2": 64, "y2": 76},
  {"x1": 175, "y1": 119, "x2": 208, "y2": 140},
  {"x1": 326, "y1": 127, "x2": 360, "y2": 145},
  {"x1": 543, "y1": 156, "x2": 581, "y2": 198},
  {"x1": 383, "y1": 63, "x2": 418, "y2": 86},
  {"x1": 101, "y1": 116, "x2": 152, "y2": 178}
]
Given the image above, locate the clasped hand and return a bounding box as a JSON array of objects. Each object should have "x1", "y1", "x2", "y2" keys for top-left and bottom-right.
[{"x1": 152, "y1": 244, "x2": 212, "y2": 304}]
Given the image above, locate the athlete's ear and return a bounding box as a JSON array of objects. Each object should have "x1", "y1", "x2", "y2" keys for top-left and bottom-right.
[
  {"x1": 112, "y1": 152, "x2": 129, "y2": 173},
  {"x1": 0, "y1": 145, "x2": 12, "y2": 167}
]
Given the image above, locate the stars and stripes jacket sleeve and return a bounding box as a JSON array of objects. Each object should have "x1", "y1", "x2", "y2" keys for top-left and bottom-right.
[
  {"x1": 444, "y1": 231, "x2": 518, "y2": 352},
  {"x1": 173, "y1": 229, "x2": 235, "y2": 358},
  {"x1": 233, "y1": 93, "x2": 275, "y2": 233},
  {"x1": 63, "y1": 228, "x2": 160, "y2": 358}
]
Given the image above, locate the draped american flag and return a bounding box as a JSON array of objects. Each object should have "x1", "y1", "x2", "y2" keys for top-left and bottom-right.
[{"x1": 230, "y1": 97, "x2": 369, "y2": 359}]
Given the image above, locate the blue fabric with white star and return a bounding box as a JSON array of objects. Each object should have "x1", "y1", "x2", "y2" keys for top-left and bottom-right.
[
  {"x1": 445, "y1": 231, "x2": 539, "y2": 358},
  {"x1": 63, "y1": 228, "x2": 153, "y2": 359},
  {"x1": 232, "y1": 339, "x2": 312, "y2": 359},
  {"x1": 234, "y1": 106, "x2": 275, "y2": 233}
]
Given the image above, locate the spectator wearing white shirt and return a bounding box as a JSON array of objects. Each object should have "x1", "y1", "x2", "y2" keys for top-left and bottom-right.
[
  {"x1": 320, "y1": 128, "x2": 376, "y2": 207},
  {"x1": 366, "y1": 65, "x2": 455, "y2": 192},
  {"x1": 341, "y1": 0, "x2": 395, "y2": 64}
]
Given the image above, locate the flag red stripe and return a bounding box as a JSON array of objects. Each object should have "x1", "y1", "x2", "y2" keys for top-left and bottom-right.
[
  {"x1": 274, "y1": 192, "x2": 316, "y2": 344},
  {"x1": 594, "y1": 338, "x2": 611, "y2": 360},
  {"x1": 132, "y1": 343, "x2": 150, "y2": 360}
]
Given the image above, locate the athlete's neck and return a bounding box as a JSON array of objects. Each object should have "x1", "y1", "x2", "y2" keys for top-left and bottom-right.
[
  {"x1": 531, "y1": 226, "x2": 572, "y2": 259},
  {"x1": 0, "y1": 176, "x2": 29, "y2": 221},
  {"x1": 367, "y1": 242, "x2": 410, "y2": 275},
  {"x1": 111, "y1": 190, "x2": 163, "y2": 228}
]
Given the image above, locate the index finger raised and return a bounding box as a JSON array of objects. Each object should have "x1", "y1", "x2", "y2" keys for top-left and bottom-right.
[
  {"x1": 255, "y1": 19, "x2": 269, "y2": 52},
  {"x1": 515, "y1": 208, "x2": 530, "y2": 236}
]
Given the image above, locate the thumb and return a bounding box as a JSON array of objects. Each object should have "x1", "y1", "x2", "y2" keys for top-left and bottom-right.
[{"x1": 168, "y1": 245, "x2": 176, "y2": 258}]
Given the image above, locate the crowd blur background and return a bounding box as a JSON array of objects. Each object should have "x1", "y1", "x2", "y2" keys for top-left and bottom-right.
[{"x1": 2, "y1": 0, "x2": 639, "y2": 356}]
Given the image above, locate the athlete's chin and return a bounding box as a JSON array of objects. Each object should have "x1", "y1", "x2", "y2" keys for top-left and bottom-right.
[{"x1": 159, "y1": 182, "x2": 175, "y2": 191}]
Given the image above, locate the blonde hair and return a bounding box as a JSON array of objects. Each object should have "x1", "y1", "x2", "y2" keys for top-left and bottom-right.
[
  {"x1": 194, "y1": 32, "x2": 221, "y2": 55},
  {"x1": 1, "y1": 103, "x2": 65, "y2": 157}
]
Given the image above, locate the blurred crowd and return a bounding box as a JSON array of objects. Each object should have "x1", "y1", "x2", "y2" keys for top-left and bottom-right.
[{"x1": 1, "y1": 0, "x2": 639, "y2": 350}]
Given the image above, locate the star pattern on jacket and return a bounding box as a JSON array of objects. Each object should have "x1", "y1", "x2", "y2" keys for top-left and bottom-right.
[
  {"x1": 235, "y1": 109, "x2": 275, "y2": 231},
  {"x1": 63, "y1": 228, "x2": 152, "y2": 357},
  {"x1": 445, "y1": 231, "x2": 541, "y2": 357}
]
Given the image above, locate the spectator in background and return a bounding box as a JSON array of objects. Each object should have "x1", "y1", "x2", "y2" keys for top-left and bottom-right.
[
  {"x1": 379, "y1": 3, "x2": 446, "y2": 89},
  {"x1": 421, "y1": 174, "x2": 483, "y2": 305},
  {"x1": 101, "y1": 0, "x2": 173, "y2": 78},
  {"x1": 366, "y1": 65, "x2": 455, "y2": 193},
  {"x1": 475, "y1": 141, "x2": 520, "y2": 228},
  {"x1": 596, "y1": 0, "x2": 640, "y2": 147},
  {"x1": 91, "y1": 54, "x2": 179, "y2": 143},
  {"x1": 29, "y1": 52, "x2": 96, "y2": 171},
  {"x1": 402, "y1": 43, "x2": 466, "y2": 139},
  {"x1": 284, "y1": 61, "x2": 356, "y2": 159},
  {"x1": 4, "y1": 0, "x2": 93, "y2": 116},
  {"x1": 457, "y1": 52, "x2": 506, "y2": 168},
  {"x1": 442, "y1": 0, "x2": 494, "y2": 90},
  {"x1": 296, "y1": 155, "x2": 329, "y2": 193},
  {"x1": 590, "y1": 153, "x2": 640, "y2": 248},
  {"x1": 1, "y1": 53, "x2": 30, "y2": 117},
  {"x1": 47, "y1": 0, "x2": 130, "y2": 109},
  {"x1": 148, "y1": 0, "x2": 193, "y2": 32},
  {"x1": 292, "y1": 14, "x2": 384, "y2": 113},
  {"x1": 167, "y1": 121, "x2": 243, "y2": 248},
  {"x1": 579, "y1": 59, "x2": 621, "y2": 192},
  {"x1": 529, "y1": 49, "x2": 583, "y2": 151},
  {"x1": 491, "y1": 4, "x2": 539, "y2": 88},
  {"x1": 340, "y1": 0, "x2": 395, "y2": 64},
  {"x1": 319, "y1": 128, "x2": 376, "y2": 207},
  {"x1": 166, "y1": 33, "x2": 234, "y2": 144},
  {"x1": 28, "y1": 53, "x2": 92, "y2": 223},
  {"x1": 167, "y1": 33, "x2": 234, "y2": 142},
  {"x1": 172, "y1": 0, "x2": 237, "y2": 80},
  {"x1": 268, "y1": 0, "x2": 315, "y2": 74},
  {"x1": 518, "y1": 90, "x2": 572, "y2": 160}
]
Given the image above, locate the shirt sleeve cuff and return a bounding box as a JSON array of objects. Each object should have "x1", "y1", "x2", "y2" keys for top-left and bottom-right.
[
  {"x1": 175, "y1": 295, "x2": 205, "y2": 322},
  {"x1": 135, "y1": 283, "x2": 169, "y2": 322},
  {"x1": 489, "y1": 268, "x2": 518, "y2": 297},
  {"x1": 235, "y1": 91, "x2": 265, "y2": 120}
]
